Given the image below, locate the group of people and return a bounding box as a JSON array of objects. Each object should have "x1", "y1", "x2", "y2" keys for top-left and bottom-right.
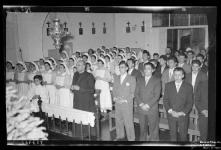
[{"x1": 6, "y1": 45, "x2": 208, "y2": 141}]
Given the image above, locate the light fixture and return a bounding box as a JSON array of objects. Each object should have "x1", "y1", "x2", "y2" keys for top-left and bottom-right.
[{"x1": 46, "y1": 18, "x2": 71, "y2": 49}]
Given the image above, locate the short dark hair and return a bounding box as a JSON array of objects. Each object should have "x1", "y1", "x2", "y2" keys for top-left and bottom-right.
[
  {"x1": 196, "y1": 54, "x2": 205, "y2": 60},
  {"x1": 86, "y1": 62, "x2": 91, "y2": 67},
  {"x1": 88, "y1": 48, "x2": 94, "y2": 53},
  {"x1": 91, "y1": 55, "x2": 96, "y2": 59},
  {"x1": 119, "y1": 60, "x2": 128, "y2": 68},
  {"x1": 179, "y1": 52, "x2": 187, "y2": 58},
  {"x1": 6, "y1": 61, "x2": 13, "y2": 66},
  {"x1": 153, "y1": 53, "x2": 159, "y2": 56},
  {"x1": 144, "y1": 62, "x2": 155, "y2": 70},
  {"x1": 44, "y1": 61, "x2": 52, "y2": 69},
  {"x1": 143, "y1": 50, "x2": 150, "y2": 56},
  {"x1": 159, "y1": 55, "x2": 167, "y2": 61},
  {"x1": 149, "y1": 59, "x2": 158, "y2": 66},
  {"x1": 127, "y1": 58, "x2": 135, "y2": 65},
  {"x1": 174, "y1": 67, "x2": 185, "y2": 79},
  {"x1": 131, "y1": 56, "x2": 137, "y2": 60},
  {"x1": 39, "y1": 58, "x2": 45, "y2": 62},
  {"x1": 118, "y1": 55, "x2": 124, "y2": 59},
  {"x1": 192, "y1": 60, "x2": 201, "y2": 66},
  {"x1": 167, "y1": 56, "x2": 178, "y2": 63},
  {"x1": 104, "y1": 55, "x2": 111, "y2": 60},
  {"x1": 187, "y1": 50, "x2": 195, "y2": 55},
  {"x1": 82, "y1": 54, "x2": 88, "y2": 58},
  {"x1": 34, "y1": 75, "x2": 43, "y2": 85},
  {"x1": 100, "y1": 54, "x2": 105, "y2": 57},
  {"x1": 48, "y1": 58, "x2": 55, "y2": 64},
  {"x1": 97, "y1": 59, "x2": 105, "y2": 64}
]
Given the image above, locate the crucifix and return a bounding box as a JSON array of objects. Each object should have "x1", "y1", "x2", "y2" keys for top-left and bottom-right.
[
  {"x1": 92, "y1": 22, "x2": 96, "y2": 34},
  {"x1": 141, "y1": 21, "x2": 145, "y2": 32},
  {"x1": 79, "y1": 22, "x2": 83, "y2": 35},
  {"x1": 126, "y1": 21, "x2": 130, "y2": 33},
  {"x1": 103, "y1": 22, "x2": 106, "y2": 34},
  {"x1": 64, "y1": 22, "x2": 68, "y2": 32},
  {"x1": 46, "y1": 21, "x2": 51, "y2": 36}
]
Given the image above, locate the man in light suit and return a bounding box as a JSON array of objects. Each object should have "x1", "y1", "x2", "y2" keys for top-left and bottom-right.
[
  {"x1": 135, "y1": 62, "x2": 161, "y2": 141},
  {"x1": 113, "y1": 60, "x2": 136, "y2": 141},
  {"x1": 161, "y1": 56, "x2": 177, "y2": 95},
  {"x1": 177, "y1": 52, "x2": 191, "y2": 74},
  {"x1": 195, "y1": 80, "x2": 208, "y2": 141},
  {"x1": 163, "y1": 67, "x2": 193, "y2": 141}
]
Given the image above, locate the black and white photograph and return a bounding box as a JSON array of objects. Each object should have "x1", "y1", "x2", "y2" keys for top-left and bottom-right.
[{"x1": 4, "y1": 6, "x2": 217, "y2": 147}]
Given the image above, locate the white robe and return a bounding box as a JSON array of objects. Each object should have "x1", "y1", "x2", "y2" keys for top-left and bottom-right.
[
  {"x1": 42, "y1": 70, "x2": 56, "y2": 105},
  {"x1": 55, "y1": 73, "x2": 73, "y2": 108},
  {"x1": 27, "y1": 84, "x2": 49, "y2": 112},
  {"x1": 94, "y1": 68, "x2": 112, "y2": 112}
]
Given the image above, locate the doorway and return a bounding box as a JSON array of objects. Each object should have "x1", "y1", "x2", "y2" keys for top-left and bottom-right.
[{"x1": 167, "y1": 27, "x2": 207, "y2": 54}]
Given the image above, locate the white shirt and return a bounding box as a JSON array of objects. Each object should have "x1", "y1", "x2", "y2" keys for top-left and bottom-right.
[
  {"x1": 175, "y1": 81, "x2": 183, "y2": 92},
  {"x1": 192, "y1": 72, "x2": 198, "y2": 89},
  {"x1": 128, "y1": 68, "x2": 134, "y2": 75},
  {"x1": 120, "y1": 73, "x2": 127, "y2": 84},
  {"x1": 143, "y1": 60, "x2": 149, "y2": 65},
  {"x1": 145, "y1": 76, "x2": 151, "y2": 86},
  {"x1": 161, "y1": 65, "x2": 166, "y2": 74},
  {"x1": 27, "y1": 84, "x2": 49, "y2": 103},
  {"x1": 169, "y1": 68, "x2": 175, "y2": 79},
  {"x1": 178, "y1": 63, "x2": 184, "y2": 68}
]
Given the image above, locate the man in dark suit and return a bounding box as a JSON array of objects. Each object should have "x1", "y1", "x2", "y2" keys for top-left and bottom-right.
[
  {"x1": 157, "y1": 55, "x2": 169, "y2": 78},
  {"x1": 186, "y1": 50, "x2": 195, "y2": 65},
  {"x1": 135, "y1": 62, "x2": 161, "y2": 141},
  {"x1": 195, "y1": 80, "x2": 208, "y2": 141},
  {"x1": 113, "y1": 61, "x2": 136, "y2": 141},
  {"x1": 163, "y1": 67, "x2": 193, "y2": 141},
  {"x1": 149, "y1": 59, "x2": 161, "y2": 78},
  {"x1": 196, "y1": 54, "x2": 208, "y2": 74},
  {"x1": 165, "y1": 47, "x2": 172, "y2": 58},
  {"x1": 185, "y1": 60, "x2": 208, "y2": 103},
  {"x1": 138, "y1": 50, "x2": 150, "y2": 76},
  {"x1": 161, "y1": 56, "x2": 178, "y2": 95},
  {"x1": 177, "y1": 52, "x2": 191, "y2": 74},
  {"x1": 127, "y1": 58, "x2": 142, "y2": 81}
]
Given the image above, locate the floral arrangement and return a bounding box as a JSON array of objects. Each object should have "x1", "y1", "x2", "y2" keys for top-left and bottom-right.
[{"x1": 6, "y1": 86, "x2": 48, "y2": 140}]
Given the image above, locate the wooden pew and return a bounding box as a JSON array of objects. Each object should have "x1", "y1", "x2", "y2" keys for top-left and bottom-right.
[{"x1": 37, "y1": 90, "x2": 102, "y2": 141}]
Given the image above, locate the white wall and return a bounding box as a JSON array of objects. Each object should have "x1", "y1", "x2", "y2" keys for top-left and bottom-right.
[
  {"x1": 67, "y1": 13, "x2": 116, "y2": 52},
  {"x1": 6, "y1": 12, "x2": 168, "y2": 62},
  {"x1": 6, "y1": 12, "x2": 20, "y2": 63},
  {"x1": 115, "y1": 13, "x2": 151, "y2": 49},
  {"x1": 115, "y1": 13, "x2": 165, "y2": 56},
  {"x1": 42, "y1": 13, "x2": 116, "y2": 56},
  {"x1": 17, "y1": 13, "x2": 47, "y2": 61}
]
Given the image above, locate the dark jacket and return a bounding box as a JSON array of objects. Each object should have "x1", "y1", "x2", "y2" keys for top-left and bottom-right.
[
  {"x1": 135, "y1": 76, "x2": 161, "y2": 114},
  {"x1": 163, "y1": 81, "x2": 194, "y2": 114}
]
